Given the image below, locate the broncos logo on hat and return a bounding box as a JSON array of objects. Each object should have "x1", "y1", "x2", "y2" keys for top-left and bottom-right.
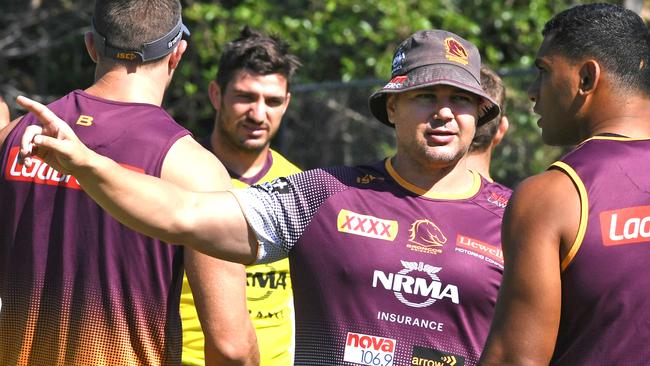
[{"x1": 444, "y1": 37, "x2": 469, "y2": 65}]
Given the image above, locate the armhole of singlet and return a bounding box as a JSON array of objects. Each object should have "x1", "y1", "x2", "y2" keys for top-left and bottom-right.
[{"x1": 551, "y1": 161, "x2": 589, "y2": 272}]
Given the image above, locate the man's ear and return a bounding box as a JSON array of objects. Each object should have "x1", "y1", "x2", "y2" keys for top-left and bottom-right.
[
  {"x1": 385, "y1": 95, "x2": 397, "y2": 126},
  {"x1": 578, "y1": 60, "x2": 600, "y2": 95},
  {"x1": 168, "y1": 39, "x2": 187, "y2": 71},
  {"x1": 84, "y1": 32, "x2": 98, "y2": 63},
  {"x1": 208, "y1": 80, "x2": 222, "y2": 112},
  {"x1": 492, "y1": 116, "x2": 509, "y2": 147},
  {"x1": 281, "y1": 92, "x2": 291, "y2": 114}
]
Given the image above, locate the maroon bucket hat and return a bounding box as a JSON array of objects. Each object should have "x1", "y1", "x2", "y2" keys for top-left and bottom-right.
[{"x1": 368, "y1": 29, "x2": 500, "y2": 127}]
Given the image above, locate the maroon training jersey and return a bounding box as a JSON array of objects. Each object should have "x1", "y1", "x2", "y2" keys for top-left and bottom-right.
[
  {"x1": 0, "y1": 90, "x2": 188, "y2": 365},
  {"x1": 550, "y1": 136, "x2": 650, "y2": 365},
  {"x1": 232, "y1": 159, "x2": 511, "y2": 366}
]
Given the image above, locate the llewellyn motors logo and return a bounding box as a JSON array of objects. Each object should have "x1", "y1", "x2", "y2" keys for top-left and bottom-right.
[
  {"x1": 338, "y1": 209, "x2": 398, "y2": 241},
  {"x1": 600, "y1": 205, "x2": 650, "y2": 246},
  {"x1": 407, "y1": 219, "x2": 447, "y2": 255}
]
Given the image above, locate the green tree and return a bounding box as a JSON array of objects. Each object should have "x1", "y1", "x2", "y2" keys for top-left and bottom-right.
[{"x1": 1, "y1": 0, "x2": 619, "y2": 186}]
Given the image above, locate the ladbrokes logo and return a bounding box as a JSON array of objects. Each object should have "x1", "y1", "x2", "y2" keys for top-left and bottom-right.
[
  {"x1": 600, "y1": 205, "x2": 650, "y2": 246},
  {"x1": 4, "y1": 147, "x2": 81, "y2": 189},
  {"x1": 411, "y1": 346, "x2": 465, "y2": 366},
  {"x1": 444, "y1": 37, "x2": 469, "y2": 65},
  {"x1": 407, "y1": 219, "x2": 447, "y2": 255},
  {"x1": 373, "y1": 261, "x2": 460, "y2": 308},
  {"x1": 343, "y1": 332, "x2": 396, "y2": 365},
  {"x1": 4, "y1": 146, "x2": 144, "y2": 190},
  {"x1": 338, "y1": 209, "x2": 398, "y2": 241}
]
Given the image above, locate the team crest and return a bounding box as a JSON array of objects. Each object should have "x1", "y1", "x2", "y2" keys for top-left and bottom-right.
[
  {"x1": 444, "y1": 37, "x2": 469, "y2": 65},
  {"x1": 406, "y1": 219, "x2": 447, "y2": 255}
]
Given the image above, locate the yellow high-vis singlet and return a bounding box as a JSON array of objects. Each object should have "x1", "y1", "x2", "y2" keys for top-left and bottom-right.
[{"x1": 181, "y1": 149, "x2": 299, "y2": 365}]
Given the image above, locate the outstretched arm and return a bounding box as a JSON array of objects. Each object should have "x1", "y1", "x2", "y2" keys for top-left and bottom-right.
[
  {"x1": 479, "y1": 170, "x2": 580, "y2": 365},
  {"x1": 17, "y1": 95, "x2": 258, "y2": 264}
]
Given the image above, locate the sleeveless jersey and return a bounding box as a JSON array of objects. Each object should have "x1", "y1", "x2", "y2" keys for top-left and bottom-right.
[
  {"x1": 232, "y1": 159, "x2": 511, "y2": 366},
  {"x1": 180, "y1": 149, "x2": 299, "y2": 366},
  {"x1": 0, "y1": 90, "x2": 188, "y2": 366},
  {"x1": 550, "y1": 136, "x2": 650, "y2": 365}
]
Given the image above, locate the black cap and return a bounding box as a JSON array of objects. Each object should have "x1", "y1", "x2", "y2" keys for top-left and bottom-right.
[{"x1": 92, "y1": 16, "x2": 190, "y2": 62}]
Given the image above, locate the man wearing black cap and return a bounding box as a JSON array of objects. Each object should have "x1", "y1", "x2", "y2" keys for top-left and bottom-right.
[
  {"x1": 17, "y1": 29, "x2": 511, "y2": 365},
  {"x1": 0, "y1": 1, "x2": 256, "y2": 365}
]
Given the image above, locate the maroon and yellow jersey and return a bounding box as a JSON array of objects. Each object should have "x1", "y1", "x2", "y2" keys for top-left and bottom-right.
[
  {"x1": 550, "y1": 136, "x2": 650, "y2": 365},
  {"x1": 232, "y1": 159, "x2": 511, "y2": 365},
  {"x1": 0, "y1": 90, "x2": 188, "y2": 365}
]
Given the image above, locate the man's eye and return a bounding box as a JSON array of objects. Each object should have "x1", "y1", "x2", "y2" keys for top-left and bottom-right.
[
  {"x1": 452, "y1": 95, "x2": 472, "y2": 103},
  {"x1": 415, "y1": 93, "x2": 436, "y2": 100},
  {"x1": 266, "y1": 98, "x2": 284, "y2": 107}
]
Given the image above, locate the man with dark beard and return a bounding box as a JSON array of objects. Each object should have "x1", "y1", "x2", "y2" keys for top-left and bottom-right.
[{"x1": 181, "y1": 26, "x2": 301, "y2": 366}]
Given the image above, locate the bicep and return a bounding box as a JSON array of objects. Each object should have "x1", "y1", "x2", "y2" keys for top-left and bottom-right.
[
  {"x1": 481, "y1": 171, "x2": 578, "y2": 365},
  {"x1": 161, "y1": 136, "x2": 257, "y2": 263}
]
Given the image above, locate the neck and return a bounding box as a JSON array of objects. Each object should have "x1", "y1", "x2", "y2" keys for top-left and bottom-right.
[
  {"x1": 85, "y1": 65, "x2": 167, "y2": 106},
  {"x1": 390, "y1": 153, "x2": 474, "y2": 195},
  {"x1": 466, "y1": 149, "x2": 492, "y2": 181},
  {"x1": 583, "y1": 90, "x2": 650, "y2": 139},
  {"x1": 210, "y1": 130, "x2": 271, "y2": 179}
]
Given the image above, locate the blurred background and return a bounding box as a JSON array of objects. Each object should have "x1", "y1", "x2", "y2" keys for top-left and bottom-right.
[{"x1": 1, "y1": 0, "x2": 648, "y2": 187}]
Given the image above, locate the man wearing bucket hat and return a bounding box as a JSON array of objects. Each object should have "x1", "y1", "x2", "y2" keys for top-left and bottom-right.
[
  {"x1": 0, "y1": 1, "x2": 257, "y2": 365},
  {"x1": 17, "y1": 28, "x2": 510, "y2": 365}
]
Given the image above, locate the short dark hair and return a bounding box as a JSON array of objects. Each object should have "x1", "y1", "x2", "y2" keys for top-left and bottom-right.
[
  {"x1": 216, "y1": 26, "x2": 301, "y2": 92},
  {"x1": 93, "y1": 0, "x2": 182, "y2": 64},
  {"x1": 470, "y1": 65, "x2": 506, "y2": 152},
  {"x1": 542, "y1": 3, "x2": 650, "y2": 94}
]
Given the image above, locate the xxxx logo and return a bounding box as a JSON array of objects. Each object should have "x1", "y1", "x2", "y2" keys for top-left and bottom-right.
[{"x1": 337, "y1": 209, "x2": 398, "y2": 241}]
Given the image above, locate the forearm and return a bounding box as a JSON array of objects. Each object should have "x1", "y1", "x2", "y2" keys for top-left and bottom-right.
[
  {"x1": 76, "y1": 151, "x2": 203, "y2": 243},
  {"x1": 186, "y1": 250, "x2": 259, "y2": 365}
]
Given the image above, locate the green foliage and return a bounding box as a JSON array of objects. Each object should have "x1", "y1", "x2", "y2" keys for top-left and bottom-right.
[
  {"x1": 172, "y1": 0, "x2": 585, "y2": 186},
  {"x1": 3, "y1": 0, "x2": 615, "y2": 187}
]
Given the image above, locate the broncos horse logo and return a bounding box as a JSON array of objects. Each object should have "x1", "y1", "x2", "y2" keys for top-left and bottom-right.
[
  {"x1": 408, "y1": 219, "x2": 447, "y2": 248},
  {"x1": 444, "y1": 37, "x2": 469, "y2": 65}
]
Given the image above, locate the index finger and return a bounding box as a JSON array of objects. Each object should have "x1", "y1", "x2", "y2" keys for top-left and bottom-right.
[{"x1": 16, "y1": 95, "x2": 67, "y2": 135}]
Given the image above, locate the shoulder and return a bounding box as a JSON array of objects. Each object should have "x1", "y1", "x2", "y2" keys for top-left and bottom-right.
[
  {"x1": 504, "y1": 169, "x2": 580, "y2": 253},
  {"x1": 509, "y1": 169, "x2": 576, "y2": 216},
  {"x1": 161, "y1": 136, "x2": 231, "y2": 191}
]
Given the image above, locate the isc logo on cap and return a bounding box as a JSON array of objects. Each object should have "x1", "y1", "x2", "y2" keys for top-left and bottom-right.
[{"x1": 116, "y1": 52, "x2": 137, "y2": 60}]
